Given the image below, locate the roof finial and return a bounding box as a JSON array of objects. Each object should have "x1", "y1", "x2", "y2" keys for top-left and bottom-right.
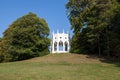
[
  {"x1": 57, "y1": 29, "x2": 59, "y2": 34},
  {"x1": 63, "y1": 29, "x2": 64, "y2": 34},
  {"x1": 52, "y1": 30, "x2": 54, "y2": 34}
]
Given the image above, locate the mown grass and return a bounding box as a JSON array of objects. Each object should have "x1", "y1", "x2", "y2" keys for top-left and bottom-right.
[{"x1": 0, "y1": 53, "x2": 120, "y2": 80}]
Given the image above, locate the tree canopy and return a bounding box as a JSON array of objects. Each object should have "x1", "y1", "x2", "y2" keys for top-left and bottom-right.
[
  {"x1": 66, "y1": 0, "x2": 120, "y2": 59},
  {"x1": 0, "y1": 12, "x2": 50, "y2": 62}
]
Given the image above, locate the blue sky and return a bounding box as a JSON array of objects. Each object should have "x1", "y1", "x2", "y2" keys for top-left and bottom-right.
[{"x1": 0, "y1": 0, "x2": 72, "y2": 38}]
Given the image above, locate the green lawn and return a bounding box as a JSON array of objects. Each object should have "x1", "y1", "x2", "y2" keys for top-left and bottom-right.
[{"x1": 0, "y1": 54, "x2": 120, "y2": 80}]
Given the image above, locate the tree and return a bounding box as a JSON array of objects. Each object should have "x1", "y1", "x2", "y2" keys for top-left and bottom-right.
[
  {"x1": 0, "y1": 38, "x2": 4, "y2": 62},
  {"x1": 66, "y1": 0, "x2": 93, "y2": 33},
  {"x1": 66, "y1": 0, "x2": 120, "y2": 58},
  {"x1": 108, "y1": 2, "x2": 120, "y2": 59},
  {"x1": 0, "y1": 38, "x2": 1, "y2": 41},
  {"x1": 0, "y1": 12, "x2": 50, "y2": 62},
  {"x1": 66, "y1": 0, "x2": 95, "y2": 54}
]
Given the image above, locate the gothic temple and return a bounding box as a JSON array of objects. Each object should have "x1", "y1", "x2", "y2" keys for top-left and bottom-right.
[{"x1": 51, "y1": 30, "x2": 70, "y2": 53}]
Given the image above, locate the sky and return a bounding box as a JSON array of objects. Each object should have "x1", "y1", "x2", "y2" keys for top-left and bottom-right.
[{"x1": 0, "y1": 0, "x2": 72, "y2": 38}]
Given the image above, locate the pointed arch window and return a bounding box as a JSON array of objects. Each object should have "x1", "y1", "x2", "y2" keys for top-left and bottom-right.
[
  {"x1": 64, "y1": 41, "x2": 68, "y2": 51},
  {"x1": 59, "y1": 41, "x2": 63, "y2": 51},
  {"x1": 54, "y1": 41, "x2": 57, "y2": 51}
]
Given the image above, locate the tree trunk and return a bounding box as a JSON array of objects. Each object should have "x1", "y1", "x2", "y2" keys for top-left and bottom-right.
[
  {"x1": 107, "y1": 29, "x2": 110, "y2": 57},
  {"x1": 98, "y1": 34, "x2": 101, "y2": 57}
]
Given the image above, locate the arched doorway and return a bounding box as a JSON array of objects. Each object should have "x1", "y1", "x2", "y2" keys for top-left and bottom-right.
[
  {"x1": 59, "y1": 41, "x2": 63, "y2": 51},
  {"x1": 64, "y1": 41, "x2": 68, "y2": 51},
  {"x1": 54, "y1": 41, "x2": 57, "y2": 51}
]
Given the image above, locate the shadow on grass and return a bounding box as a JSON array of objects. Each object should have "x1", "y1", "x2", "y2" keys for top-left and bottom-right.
[
  {"x1": 85, "y1": 54, "x2": 120, "y2": 67},
  {"x1": 99, "y1": 58, "x2": 120, "y2": 67}
]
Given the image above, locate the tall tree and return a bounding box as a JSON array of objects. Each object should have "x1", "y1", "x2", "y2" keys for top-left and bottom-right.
[
  {"x1": 66, "y1": 0, "x2": 119, "y2": 57},
  {"x1": 0, "y1": 38, "x2": 1, "y2": 42},
  {"x1": 0, "y1": 12, "x2": 50, "y2": 62},
  {"x1": 66, "y1": 0, "x2": 95, "y2": 54},
  {"x1": 109, "y1": 2, "x2": 120, "y2": 58},
  {"x1": 86, "y1": 0, "x2": 117, "y2": 56},
  {"x1": 66, "y1": 0, "x2": 94, "y2": 33}
]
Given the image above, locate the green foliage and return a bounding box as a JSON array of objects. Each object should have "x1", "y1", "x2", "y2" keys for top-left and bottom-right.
[
  {"x1": 66, "y1": 0, "x2": 120, "y2": 59},
  {"x1": 0, "y1": 12, "x2": 50, "y2": 62}
]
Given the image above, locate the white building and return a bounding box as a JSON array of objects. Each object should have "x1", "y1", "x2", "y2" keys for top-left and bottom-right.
[{"x1": 51, "y1": 30, "x2": 70, "y2": 53}]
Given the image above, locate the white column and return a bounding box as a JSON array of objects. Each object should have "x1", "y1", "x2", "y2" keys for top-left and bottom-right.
[
  {"x1": 52, "y1": 33, "x2": 54, "y2": 53},
  {"x1": 57, "y1": 42, "x2": 59, "y2": 53},
  {"x1": 68, "y1": 41, "x2": 70, "y2": 52},
  {"x1": 63, "y1": 41, "x2": 65, "y2": 52},
  {"x1": 52, "y1": 41, "x2": 54, "y2": 53}
]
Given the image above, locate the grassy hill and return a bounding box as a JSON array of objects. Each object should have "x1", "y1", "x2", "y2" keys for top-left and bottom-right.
[{"x1": 0, "y1": 53, "x2": 120, "y2": 80}]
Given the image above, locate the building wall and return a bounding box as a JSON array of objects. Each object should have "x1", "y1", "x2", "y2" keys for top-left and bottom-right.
[{"x1": 51, "y1": 31, "x2": 70, "y2": 53}]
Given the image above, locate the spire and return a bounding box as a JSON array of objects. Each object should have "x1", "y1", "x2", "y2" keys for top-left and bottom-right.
[
  {"x1": 52, "y1": 30, "x2": 54, "y2": 35},
  {"x1": 63, "y1": 29, "x2": 64, "y2": 34},
  {"x1": 57, "y1": 29, "x2": 59, "y2": 34}
]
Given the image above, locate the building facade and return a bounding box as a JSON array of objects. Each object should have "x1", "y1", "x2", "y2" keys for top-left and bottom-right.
[{"x1": 51, "y1": 30, "x2": 70, "y2": 53}]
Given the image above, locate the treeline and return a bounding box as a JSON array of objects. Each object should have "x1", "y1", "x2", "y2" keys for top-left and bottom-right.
[
  {"x1": 66, "y1": 0, "x2": 120, "y2": 59},
  {"x1": 0, "y1": 13, "x2": 50, "y2": 62}
]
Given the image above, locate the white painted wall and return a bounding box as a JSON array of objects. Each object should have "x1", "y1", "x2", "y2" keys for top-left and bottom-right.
[{"x1": 51, "y1": 30, "x2": 70, "y2": 53}]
